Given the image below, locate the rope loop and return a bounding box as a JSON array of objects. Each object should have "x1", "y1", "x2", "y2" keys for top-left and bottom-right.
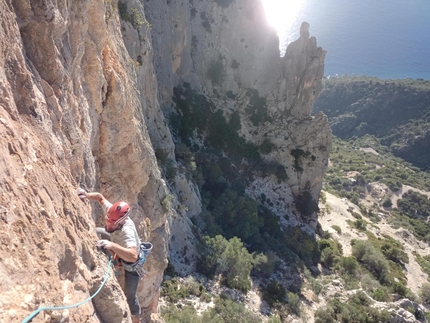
[{"x1": 22, "y1": 256, "x2": 112, "y2": 323}]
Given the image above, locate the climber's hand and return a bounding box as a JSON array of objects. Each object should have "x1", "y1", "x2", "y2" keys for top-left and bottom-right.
[
  {"x1": 96, "y1": 239, "x2": 113, "y2": 250},
  {"x1": 77, "y1": 188, "x2": 87, "y2": 200}
]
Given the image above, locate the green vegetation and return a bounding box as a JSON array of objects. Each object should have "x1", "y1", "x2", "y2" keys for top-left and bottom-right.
[
  {"x1": 413, "y1": 252, "x2": 430, "y2": 283},
  {"x1": 315, "y1": 76, "x2": 430, "y2": 170},
  {"x1": 200, "y1": 12, "x2": 211, "y2": 32},
  {"x1": 318, "y1": 239, "x2": 342, "y2": 269},
  {"x1": 161, "y1": 194, "x2": 174, "y2": 214},
  {"x1": 159, "y1": 76, "x2": 430, "y2": 321},
  {"x1": 325, "y1": 136, "x2": 430, "y2": 195},
  {"x1": 197, "y1": 235, "x2": 254, "y2": 292},
  {"x1": 419, "y1": 282, "x2": 430, "y2": 304},
  {"x1": 294, "y1": 190, "x2": 319, "y2": 218},
  {"x1": 162, "y1": 296, "x2": 261, "y2": 323},
  {"x1": 117, "y1": 1, "x2": 146, "y2": 29},
  {"x1": 231, "y1": 59, "x2": 240, "y2": 69},
  {"x1": 171, "y1": 84, "x2": 310, "y2": 259},
  {"x1": 291, "y1": 148, "x2": 311, "y2": 173},
  {"x1": 331, "y1": 225, "x2": 341, "y2": 234},
  {"x1": 314, "y1": 291, "x2": 391, "y2": 323},
  {"x1": 207, "y1": 57, "x2": 226, "y2": 85},
  {"x1": 162, "y1": 277, "x2": 207, "y2": 303},
  {"x1": 261, "y1": 280, "x2": 286, "y2": 307},
  {"x1": 245, "y1": 89, "x2": 272, "y2": 126},
  {"x1": 323, "y1": 135, "x2": 430, "y2": 242},
  {"x1": 397, "y1": 190, "x2": 430, "y2": 219},
  {"x1": 165, "y1": 84, "x2": 331, "y2": 318},
  {"x1": 351, "y1": 237, "x2": 406, "y2": 286},
  {"x1": 311, "y1": 231, "x2": 414, "y2": 304}
]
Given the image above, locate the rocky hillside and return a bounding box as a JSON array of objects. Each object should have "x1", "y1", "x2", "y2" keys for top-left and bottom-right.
[
  {"x1": 156, "y1": 136, "x2": 430, "y2": 323},
  {"x1": 314, "y1": 76, "x2": 430, "y2": 170},
  {"x1": 0, "y1": 0, "x2": 331, "y2": 322}
]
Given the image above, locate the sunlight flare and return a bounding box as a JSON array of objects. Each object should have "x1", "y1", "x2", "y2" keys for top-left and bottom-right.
[{"x1": 261, "y1": 0, "x2": 304, "y2": 35}]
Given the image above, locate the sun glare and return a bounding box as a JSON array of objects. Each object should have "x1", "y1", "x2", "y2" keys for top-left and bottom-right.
[{"x1": 261, "y1": 0, "x2": 304, "y2": 37}]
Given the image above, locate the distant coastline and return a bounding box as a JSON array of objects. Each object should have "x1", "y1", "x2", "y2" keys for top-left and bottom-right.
[{"x1": 278, "y1": 0, "x2": 430, "y2": 81}]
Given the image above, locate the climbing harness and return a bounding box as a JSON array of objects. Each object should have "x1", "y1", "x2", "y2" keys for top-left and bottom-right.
[
  {"x1": 121, "y1": 242, "x2": 153, "y2": 279},
  {"x1": 21, "y1": 256, "x2": 113, "y2": 323}
]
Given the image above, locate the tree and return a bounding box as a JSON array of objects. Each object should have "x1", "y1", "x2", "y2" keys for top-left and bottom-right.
[
  {"x1": 198, "y1": 235, "x2": 254, "y2": 292},
  {"x1": 419, "y1": 282, "x2": 430, "y2": 304}
]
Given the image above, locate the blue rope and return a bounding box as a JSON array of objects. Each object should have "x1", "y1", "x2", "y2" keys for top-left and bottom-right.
[{"x1": 22, "y1": 256, "x2": 112, "y2": 323}]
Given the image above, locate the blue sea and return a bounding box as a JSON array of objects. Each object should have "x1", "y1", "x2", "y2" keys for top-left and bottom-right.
[{"x1": 277, "y1": 0, "x2": 430, "y2": 80}]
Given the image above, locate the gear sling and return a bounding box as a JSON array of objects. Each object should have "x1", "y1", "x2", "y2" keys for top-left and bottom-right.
[{"x1": 121, "y1": 242, "x2": 153, "y2": 279}]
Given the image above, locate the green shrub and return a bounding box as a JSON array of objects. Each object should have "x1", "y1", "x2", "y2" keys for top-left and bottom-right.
[
  {"x1": 165, "y1": 159, "x2": 177, "y2": 183},
  {"x1": 262, "y1": 281, "x2": 287, "y2": 307},
  {"x1": 391, "y1": 281, "x2": 408, "y2": 297},
  {"x1": 267, "y1": 315, "x2": 282, "y2": 323},
  {"x1": 155, "y1": 148, "x2": 169, "y2": 166},
  {"x1": 258, "y1": 139, "x2": 275, "y2": 154},
  {"x1": 419, "y1": 282, "x2": 430, "y2": 304},
  {"x1": 308, "y1": 276, "x2": 323, "y2": 295},
  {"x1": 287, "y1": 292, "x2": 301, "y2": 315},
  {"x1": 382, "y1": 198, "x2": 392, "y2": 207},
  {"x1": 117, "y1": 2, "x2": 145, "y2": 29},
  {"x1": 209, "y1": 189, "x2": 260, "y2": 241},
  {"x1": 222, "y1": 237, "x2": 253, "y2": 292},
  {"x1": 366, "y1": 232, "x2": 409, "y2": 265},
  {"x1": 353, "y1": 219, "x2": 367, "y2": 231},
  {"x1": 164, "y1": 258, "x2": 177, "y2": 277},
  {"x1": 161, "y1": 304, "x2": 202, "y2": 323},
  {"x1": 331, "y1": 225, "x2": 342, "y2": 234},
  {"x1": 284, "y1": 226, "x2": 319, "y2": 266},
  {"x1": 252, "y1": 251, "x2": 277, "y2": 277},
  {"x1": 161, "y1": 278, "x2": 189, "y2": 303},
  {"x1": 231, "y1": 59, "x2": 240, "y2": 69},
  {"x1": 161, "y1": 277, "x2": 206, "y2": 303},
  {"x1": 294, "y1": 190, "x2": 320, "y2": 218},
  {"x1": 245, "y1": 89, "x2": 272, "y2": 126},
  {"x1": 371, "y1": 287, "x2": 391, "y2": 302},
  {"x1": 175, "y1": 142, "x2": 193, "y2": 163},
  {"x1": 318, "y1": 239, "x2": 343, "y2": 268},
  {"x1": 338, "y1": 256, "x2": 358, "y2": 277},
  {"x1": 210, "y1": 297, "x2": 262, "y2": 322},
  {"x1": 315, "y1": 295, "x2": 391, "y2": 323},
  {"x1": 161, "y1": 194, "x2": 174, "y2": 214},
  {"x1": 351, "y1": 211, "x2": 362, "y2": 219},
  {"x1": 197, "y1": 235, "x2": 253, "y2": 293},
  {"x1": 398, "y1": 190, "x2": 430, "y2": 219},
  {"x1": 315, "y1": 306, "x2": 336, "y2": 323},
  {"x1": 207, "y1": 57, "x2": 225, "y2": 85},
  {"x1": 200, "y1": 291, "x2": 212, "y2": 303},
  {"x1": 351, "y1": 240, "x2": 390, "y2": 283}
]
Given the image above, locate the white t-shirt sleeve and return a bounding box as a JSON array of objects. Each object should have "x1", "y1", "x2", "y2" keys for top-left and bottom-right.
[{"x1": 121, "y1": 220, "x2": 139, "y2": 248}]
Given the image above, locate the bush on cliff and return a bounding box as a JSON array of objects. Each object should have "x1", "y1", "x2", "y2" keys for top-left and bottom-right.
[{"x1": 197, "y1": 235, "x2": 253, "y2": 292}]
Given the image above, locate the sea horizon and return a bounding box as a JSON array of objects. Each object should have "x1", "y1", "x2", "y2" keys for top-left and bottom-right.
[{"x1": 273, "y1": 0, "x2": 430, "y2": 81}]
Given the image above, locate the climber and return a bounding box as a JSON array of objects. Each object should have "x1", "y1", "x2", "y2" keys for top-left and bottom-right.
[{"x1": 77, "y1": 188, "x2": 143, "y2": 323}]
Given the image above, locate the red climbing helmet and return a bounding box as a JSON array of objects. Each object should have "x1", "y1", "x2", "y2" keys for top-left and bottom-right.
[{"x1": 108, "y1": 201, "x2": 130, "y2": 224}]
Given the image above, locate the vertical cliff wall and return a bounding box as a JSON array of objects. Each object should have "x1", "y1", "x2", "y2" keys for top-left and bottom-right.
[
  {"x1": 144, "y1": 0, "x2": 331, "y2": 230},
  {"x1": 0, "y1": 0, "x2": 168, "y2": 322}
]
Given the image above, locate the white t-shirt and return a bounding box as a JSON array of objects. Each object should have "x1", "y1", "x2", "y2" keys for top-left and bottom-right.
[{"x1": 103, "y1": 201, "x2": 140, "y2": 249}]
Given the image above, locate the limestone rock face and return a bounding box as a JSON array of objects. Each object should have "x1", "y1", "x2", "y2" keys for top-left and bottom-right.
[
  {"x1": 0, "y1": 0, "x2": 168, "y2": 322},
  {"x1": 145, "y1": 0, "x2": 331, "y2": 230}
]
